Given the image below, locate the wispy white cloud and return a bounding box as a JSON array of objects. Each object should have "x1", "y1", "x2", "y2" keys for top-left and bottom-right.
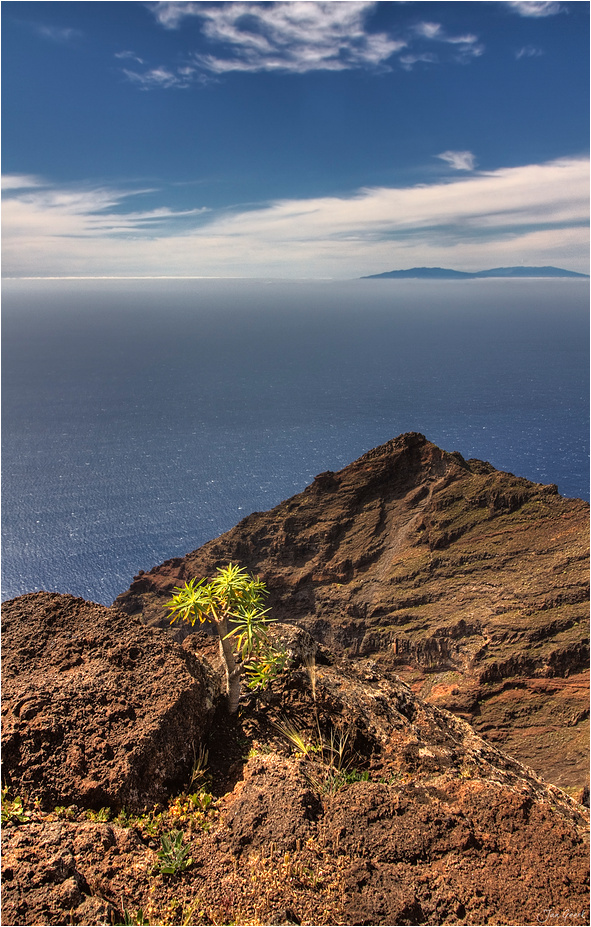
[
  {"x1": 414, "y1": 21, "x2": 443, "y2": 40},
  {"x1": 409, "y1": 20, "x2": 483, "y2": 65},
  {"x1": 442, "y1": 34, "x2": 481, "y2": 47},
  {"x1": 148, "y1": 2, "x2": 204, "y2": 29},
  {"x1": 126, "y1": 1, "x2": 486, "y2": 81},
  {"x1": 506, "y1": 2, "x2": 563, "y2": 16},
  {"x1": 516, "y1": 45, "x2": 544, "y2": 59},
  {"x1": 1, "y1": 174, "x2": 46, "y2": 191},
  {"x1": 33, "y1": 23, "x2": 82, "y2": 43},
  {"x1": 2, "y1": 178, "x2": 207, "y2": 240},
  {"x1": 2, "y1": 159, "x2": 588, "y2": 277},
  {"x1": 399, "y1": 52, "x2": 438, "y2": 71},
  {"x1": 122, "y1": 65, "x2": 197, "y2": 89},
  {"x1": 115, "y1": 50, "x2": 146, "y2": 66},
  {"x1": 148, "y1": 1, "x2": 406, "y2": 74},
  {"x1": 436, "y1": 151, "x2": 477, "y2": 171},
  {"x1": 413, "y1": 21, "x2": 479, "y2": 47}
]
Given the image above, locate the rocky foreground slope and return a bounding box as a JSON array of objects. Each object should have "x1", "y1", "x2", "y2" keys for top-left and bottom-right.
[
  {"x1": 115, "y1": 433, "x2": 590, "y2": 793},
  {"x1": 1, "y1": 592, "x2": 589, "y2": 926}
]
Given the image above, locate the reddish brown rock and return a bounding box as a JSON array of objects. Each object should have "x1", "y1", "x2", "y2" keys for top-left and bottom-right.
[
  {"x1": 1, "y1": 624, "x2": 589, "y2": 926},
  {"x1": 0, "y1": 820, "x2": 141, "y2": 927},
  {"x1": 115, "y1": 432, "x2": 590, "y2": 792},
  {"x1": 1, "y1": 592, "x2": 220, "y2": 811}
]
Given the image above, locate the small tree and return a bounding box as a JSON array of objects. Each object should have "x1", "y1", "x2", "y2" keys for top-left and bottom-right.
[{"x1": 165, "y1": 563, "x2": 280, "y2": 713}]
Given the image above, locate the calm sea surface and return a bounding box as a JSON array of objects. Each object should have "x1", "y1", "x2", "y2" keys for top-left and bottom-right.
[{"x1": 2, "y1": 277, "x2": 589, "y2": 605}]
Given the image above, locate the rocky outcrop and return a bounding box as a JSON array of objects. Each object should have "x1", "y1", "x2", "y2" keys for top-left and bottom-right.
[
  {"x1": 1, "y1": 592, "x2": 220, "y2": 811},
  {"x1": 1, "y1": 603, "x2": 589, "y2": 927},
  {"x1": 115, "y1": 433, "x2": 590, "y2": 792}
]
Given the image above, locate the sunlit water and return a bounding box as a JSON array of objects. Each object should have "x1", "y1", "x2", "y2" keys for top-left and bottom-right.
[{"x1": 2, "y1": 277, "x2": 588, "y2": 604}]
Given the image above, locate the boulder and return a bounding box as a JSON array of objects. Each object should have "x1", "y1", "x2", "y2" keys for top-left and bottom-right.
[{"x1": 1, "y1": 592, "x2": 220, "y2": 811}]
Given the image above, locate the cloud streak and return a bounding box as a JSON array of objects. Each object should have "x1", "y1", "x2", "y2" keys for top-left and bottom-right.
[
  {"x1": 436, "y1": 151, "x2": 477, "y2": 171},
  {"x1": 2, "y1": 181, "x2": 207, "y2": 241},
  {"x1": 412, "y1": 21, "x2": 483, "y2": 60},
  {"x1": 2, "y1": 158, "x2": 588, "y2": 277},
  {"x1": 1, "y1": 174, "x2": 46, "y2": 191},
  {"x1": 516, "y1": 45, "x2": 544, "y2": 58},
  {"x1": 120, "y1": 1, "x2": 485, "y2": 83},
  {"x1": 506, "y1": 2, "x2": 563, "y2": 16},
  {"x1": 33, "y1": 23, "x2": 82, "y2": 43},
  {"x1": 148, "y1": 1, "x2": 405, "y2": 74},
  {"x1": 122, "y1": 65, "x2": 197, "y2": 89}
]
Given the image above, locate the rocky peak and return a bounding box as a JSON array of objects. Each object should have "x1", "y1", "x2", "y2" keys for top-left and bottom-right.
[{"x1": 115, "y1": 433, "x2": 589, "y2": 793}]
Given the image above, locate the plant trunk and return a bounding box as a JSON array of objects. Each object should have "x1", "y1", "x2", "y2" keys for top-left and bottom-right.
[{"x1": 216, "y1": 616, "x2": 242, "y2": 713}]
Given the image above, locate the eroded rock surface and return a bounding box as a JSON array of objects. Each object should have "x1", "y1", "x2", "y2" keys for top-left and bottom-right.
[
  {"x1": 1, "y1": 592, "x2": 220, "y2": 811},
  {"x1": 115, "y1": 433, "x2": 590, "y2": 791},
  {"x1": 1, "y1": 622, "x2": 589, "y2": 926}
]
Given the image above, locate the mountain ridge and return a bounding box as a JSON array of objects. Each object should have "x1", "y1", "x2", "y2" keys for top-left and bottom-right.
[
  {"x1": 115, "y1": 432, "x2": 590, "y2": 794},
  {"x1": 361, "y1": 265, "x2": 589, "y2": 279},
  {"x1": 3, "y1": 434, "x2": 589, "y2": 925}
]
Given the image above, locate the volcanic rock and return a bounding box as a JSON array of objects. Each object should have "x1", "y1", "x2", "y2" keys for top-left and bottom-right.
[
  {"x1": 1, "y1": 592, "x2": 220, "y2": 811},
  {"x1": 115, "y1": 433, "x2": 590, "y2": 792},
  {"x1": 1, "y1": 616, "x2": 589, "y2": 926}
]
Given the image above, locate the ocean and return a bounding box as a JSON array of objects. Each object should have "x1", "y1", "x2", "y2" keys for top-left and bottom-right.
[{"x1": 2, "y1": 277, "x2": 589, "y2": 606}]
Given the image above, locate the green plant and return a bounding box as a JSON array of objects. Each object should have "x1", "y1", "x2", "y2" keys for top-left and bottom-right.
[
  {"x1": 324, "y1": 767, "x2": 370, "y2": 792},
  {"x1": 113, "y1": 807, "x2": 134, "y2": 828},
  {"x1": 166, "y1": 563, "x2": 284, "y2": 712},
  {"x1": 111, "y1": 805, "x2": 162, "y2": 835},
  {"x1": 1, "y1": 788, "x2": 30, "y2": 825},
  {"x1": 382, "y1": 770, "x2": 413, "y2": 785},
  {"x1": 120, "y1": 909, "x2": 149, "y2": 926},
  {"x1": 188, "y1": 743, "x2": 210, "y2": 791},
  {"x1": 167, "y1": 789, "x2": 217, "y2": 831},
  {"x1": 309, "y1": 727, "x2": 361, "y2": 795},
  {"x1": 53, "y1": 804, "x2": 78, "y2": 821},
  {"x1": 193, "y1": 790, "x2": 213, "y2": 813},
  {"x1": 85, "y1": 806, "x2": 111, "y2": 823},
  {"x1": 272, "y1": 719, "x2": 321, "y2": 757},
  {"x1": 244, "y1": 645, "x2": 288, "y2": 691},
  {"x1": 273, "y1": 720, "x2": 368, "y2": 795},
  {"x1": 155, "y1": 829, "x2": 193, "y2": 876},
  {"x1": 142, "y1": 812, "x2": 164, "y2": 837}
]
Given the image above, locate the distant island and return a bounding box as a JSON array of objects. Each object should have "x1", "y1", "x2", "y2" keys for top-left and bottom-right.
[{"x1": 361, "y1": 265, "x2": 589, "y2": 279}]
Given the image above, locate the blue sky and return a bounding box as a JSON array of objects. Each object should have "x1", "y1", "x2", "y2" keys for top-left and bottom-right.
[{"x1": 2, "y1": 1, "x2": 589, "y2": 277}]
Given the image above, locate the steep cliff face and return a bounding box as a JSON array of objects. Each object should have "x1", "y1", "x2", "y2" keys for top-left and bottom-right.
[{"x1": 115, "y1": 433, "x2": 590, "y2": 792}]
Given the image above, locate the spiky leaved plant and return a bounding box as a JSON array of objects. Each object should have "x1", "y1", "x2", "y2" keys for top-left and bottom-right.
[{"x1": 165, "y1": 563, "x2": 273, "y2": 712}]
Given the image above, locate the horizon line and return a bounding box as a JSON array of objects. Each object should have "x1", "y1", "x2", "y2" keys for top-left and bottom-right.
[
  {"x1": 1, "y1": 275, "x2": 342, "y2": 281},
  {"x1": 3, "y1": 270, "x2": 589, "y2": 281}
]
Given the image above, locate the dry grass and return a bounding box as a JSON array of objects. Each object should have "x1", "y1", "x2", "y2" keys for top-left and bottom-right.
[{"x1": 140, "y1": 842, "x2": 348, "y2": 926}]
